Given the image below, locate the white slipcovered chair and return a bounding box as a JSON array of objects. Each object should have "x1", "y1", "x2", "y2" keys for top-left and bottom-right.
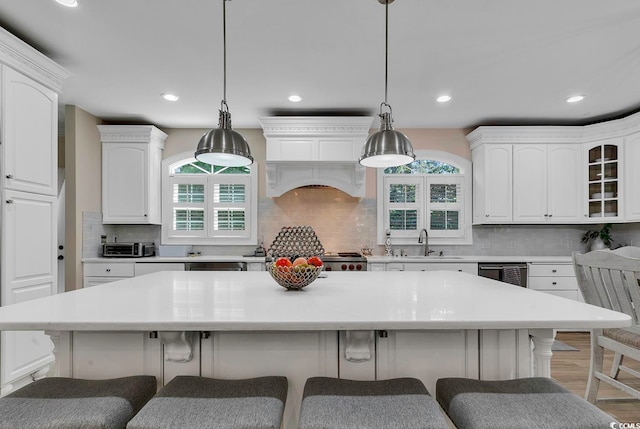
[{"x1": 572, "y1": 248, "x2": 640, "y2": 403}]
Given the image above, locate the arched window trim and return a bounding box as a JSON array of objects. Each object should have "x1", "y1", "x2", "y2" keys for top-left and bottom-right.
[
  {"x1": 376, "y1": 150, "x2": 473, "y2": 246},
  {"x1": 161, "y1": 151, "x2": 258, "y2": 246}
]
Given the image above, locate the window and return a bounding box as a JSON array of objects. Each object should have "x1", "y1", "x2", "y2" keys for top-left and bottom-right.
[
  {"x1": 161, "y1": 153, "x2": 257, "y2": 245},
  {"x1": 377, "y1": 150, "x2": 472, "y2": 245}
]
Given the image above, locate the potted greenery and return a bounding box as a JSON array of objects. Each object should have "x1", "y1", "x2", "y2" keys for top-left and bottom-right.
[{"x1": 582, "y1": 223, "x2": 613, "y2": 250}]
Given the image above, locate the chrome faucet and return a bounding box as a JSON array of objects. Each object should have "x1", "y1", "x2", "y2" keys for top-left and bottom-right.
[{"x1": 418, "y1": 228, "x2": 432, "y2": 256}]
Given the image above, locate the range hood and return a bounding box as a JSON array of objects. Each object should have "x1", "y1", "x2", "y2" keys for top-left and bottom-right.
[{"x1": 259, "y1": 116, "x2": 374, "y2": 198}]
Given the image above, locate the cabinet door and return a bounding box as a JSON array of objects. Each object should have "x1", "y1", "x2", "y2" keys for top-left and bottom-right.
[
  {"x1": 513, "y1": 145, "x2": 547, "y2": 222},
  {"x1": 624, "y1": 132, "x2": 640, "y2": 221},
  {"x1": 473, "y1": 145, "x2": 512, "y2": 223},
  {"x1": 377, "y1": 330, "x2": 479, "y2": 395},
  {"x1": 547, "y1": 144, "x2": 582, "y2": 223},
  {"x1": 1, "y1": 190, "x2": 56, "y2": 384},
  {"x1": 102, "y1": 143, "x2": 149, "y2": 223},
  {"x1": 584, "y1": 139, "x2": 623, "y2": 222},
  {"x1": 2, "y1": 66, "x2": 57, "y2": 196}
]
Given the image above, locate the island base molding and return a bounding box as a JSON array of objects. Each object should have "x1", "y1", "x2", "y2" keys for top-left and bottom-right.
[{"x1": 42, "y1": 328, "x2": 548, "y2": 429}]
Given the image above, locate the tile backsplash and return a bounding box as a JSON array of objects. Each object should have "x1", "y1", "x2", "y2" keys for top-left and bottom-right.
[{"x1": 83, "y1": 187, "x2": 640, "y2": 257}]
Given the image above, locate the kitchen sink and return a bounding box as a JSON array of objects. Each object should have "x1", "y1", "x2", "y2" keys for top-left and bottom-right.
[{"x1": 403, "y1": 256, "x2": 464, "y2": 260}]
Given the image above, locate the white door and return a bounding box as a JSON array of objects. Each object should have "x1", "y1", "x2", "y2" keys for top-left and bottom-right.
[
  {"x1": 102, "y1": 143, "x2": 148, "y2": 223},
  {"x1": 1, "y1": 65, "x2": 57, "y2": 196},
  {"x1": 513, "y1": 145, "x2": 547, "y2": 222},
  {"x1": 484, "y1": 145, "x2": 512, "y2": 222},
  {"x1": 548, "y1": 144, "x2": 582, "y2": 223},
  {"x1": 1, "y1": 190, "x2": 56, "y2": 385}
]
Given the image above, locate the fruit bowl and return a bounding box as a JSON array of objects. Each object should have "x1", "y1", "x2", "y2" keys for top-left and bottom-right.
[{"x1": 267, "y1": 262, "x2": 322, "y2": 290}]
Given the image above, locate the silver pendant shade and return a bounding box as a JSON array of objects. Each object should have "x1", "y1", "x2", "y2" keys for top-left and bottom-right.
[
  {"x1": 359, "y1": 0, "x2": 415, "y2": 168},
  {"x1": 195, "y1": 0, "x2": 253, "y2": 167}
]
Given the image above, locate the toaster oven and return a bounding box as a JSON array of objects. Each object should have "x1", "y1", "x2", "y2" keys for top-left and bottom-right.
[{"x1": 102, "y1": 242, "x2": 155, "y2": 258}]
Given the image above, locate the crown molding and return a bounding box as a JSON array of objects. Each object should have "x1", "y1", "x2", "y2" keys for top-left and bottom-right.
[{"x1": 0, "y1": 27, "x2": 71, "y2": 93}]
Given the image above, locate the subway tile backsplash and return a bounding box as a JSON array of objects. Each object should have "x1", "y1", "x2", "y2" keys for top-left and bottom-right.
[{"x1": 83, "y1": 188, "x2": 640, "y2": 258}]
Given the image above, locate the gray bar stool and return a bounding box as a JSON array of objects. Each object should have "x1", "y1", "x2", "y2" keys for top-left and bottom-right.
[
  {"x1": 127, "y1": 375, "x2": 288, "y2": 429},
  {"x1": 436, "y1": 377, "x2": 616, "y2": 429},
  {"x1": 298, "y1": 377, "x2": 449, "y2": 429},
  {"x1": 0, "y1": 376, "x2": 157, "y2": 429}
]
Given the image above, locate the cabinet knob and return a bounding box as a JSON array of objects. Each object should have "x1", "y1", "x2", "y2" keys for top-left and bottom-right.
[
  {"x1": 552, "y1": 281, "x2": 557, "y2": 285},
  {"x1": 548, "y1": 214, "x2": 553, "y2": 217},
  {"x1": 57, "y1": 255, "x2": 64, "y2": 260},
  {"x1": 552, "y1": 269, "x2": 557, "y2": 273},
  {"x1": 144, "y1": 214, "x2": 148, "y2": 217},
  {"x1": 5, "y1": 199, "x2": 13, "y2": 204},
  {"x1": 5, "y1": 174, "x2": 12, "y2": 179},
  {"x1": 485, "y1": 214, "x2": 489, "y2": 217},
  {"x1": 544, "y1": 214, "x2": 548, "y2": 217},
  {"x1": 106, "y1": 268, "x2": 111, "y2": 272}
]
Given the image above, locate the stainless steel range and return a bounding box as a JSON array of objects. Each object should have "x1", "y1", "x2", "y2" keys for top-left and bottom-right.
[{"x1": 322, "y1": 252, "x2": 367, "y2": 272}]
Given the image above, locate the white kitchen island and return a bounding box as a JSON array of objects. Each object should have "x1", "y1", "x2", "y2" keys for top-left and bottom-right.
[{"x1": 0, "y1": 271, "x2": 630, "y2": 428}]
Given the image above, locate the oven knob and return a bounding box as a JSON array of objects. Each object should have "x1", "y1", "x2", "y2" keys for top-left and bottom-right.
[
  {"x1": 348, "y1": 264, "x2": 355, "y2": 271},
  {"x1": 356, "y1": 264, "x2": 362, "y2": 271},
  {"x1": 326, "y1": 266, "x2": 332, "y2": 271},
  {"x1": 341, "y1": 264, "x2": 347, "y2": 271}
]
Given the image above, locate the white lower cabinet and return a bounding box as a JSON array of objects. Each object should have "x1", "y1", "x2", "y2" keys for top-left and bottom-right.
[
  {"x1": 83, "y1": 262, "x2": 186, "y2": 287},
  {"x1": 368, "y1": 261, "x2": 478, "y2": 275},
  {"x1": 59, "y1": 327, "x2": 534, "y2": 429},
  {"x1": 83, "y1": 262, "x2": 134, "y2": 288},
  {"x1": 376, "y1": 330, "x2": 479, "y2": 395},
  {"x1": 528, "y1": 263, "x2": 582, "y2": 302}
]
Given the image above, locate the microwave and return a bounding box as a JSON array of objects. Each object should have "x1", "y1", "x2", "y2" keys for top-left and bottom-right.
[{"x1": 102, "y1": 242, "x2": 155, "y2": 258}]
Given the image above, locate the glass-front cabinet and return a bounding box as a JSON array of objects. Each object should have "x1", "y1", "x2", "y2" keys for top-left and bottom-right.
[{"x1": 585, "y1": 138, "x2": 622, "y2": 221}]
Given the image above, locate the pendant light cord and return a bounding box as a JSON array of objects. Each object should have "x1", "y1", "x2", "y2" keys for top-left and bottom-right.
[
  {"x1": 221, "y1": 0, "x2": 228, "y2": 112},
  {"x1": 384, "y1": 1, "x2": 388, "y2": 106}
]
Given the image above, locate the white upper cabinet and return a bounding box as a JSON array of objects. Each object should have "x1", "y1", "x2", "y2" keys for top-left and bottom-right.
[
  {"x1": 99, "y1": 125, "x2": 167, "y2": 224},
  {"x1": 513, "y1": 144, "x2": 582, "y2": 223},
  {"x1": 624, "y1": 132, "x2": 640, "y2": 221},
  {"x1": 1, "y1": 66, "x2": 57, "y2": 196},
  {"x1": 584, "y1": 138, "x2": 623, "y2": 222},
  {"x1": 471, "y1": 143, "x2": 512, "y2": 223},
  {"x1": 469, "y1": 112, "x2": 640, "y2": 225}
]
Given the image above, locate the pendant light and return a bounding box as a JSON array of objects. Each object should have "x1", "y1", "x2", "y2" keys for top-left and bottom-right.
[
  {"x1": 195, "y1": 0, "x2": 253, "y2": 167},
  {"x1": 359, "y1": 0, "x2": 415, "y2": 168}
]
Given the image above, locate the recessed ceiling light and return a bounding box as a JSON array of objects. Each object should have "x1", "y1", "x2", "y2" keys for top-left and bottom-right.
[
  {"x1": 55, "y1": 0, "x2": 78, "y2": 7},
  {"x1": 566, "y1": 95, "x2": 585, "y2": 103},
  {"x1": 288, "y1": 95, "x2": 302, "y2": 103},
  {"x1": 437, "y1": 95, "x2": 452, "y2": 103},
  {"x1": 161, "y1": 93, "x2": 179, "y2": 102}
]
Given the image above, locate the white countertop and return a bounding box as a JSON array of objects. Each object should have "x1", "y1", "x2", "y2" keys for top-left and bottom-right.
[
  {"x1": 366, "y1": 255, "x2": 573, "y2": 263},
  {"x1": 0, "y1": 271, "x2": 629, "y2": 331},
  {"x1": 82, "y1": 255, "x2": 266, "y2": 263}
]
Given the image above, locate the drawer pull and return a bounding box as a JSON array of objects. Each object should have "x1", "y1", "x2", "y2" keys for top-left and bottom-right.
[
  {"x1": 552, "y1": 269, "x2": 557, "y2": 273},
  {"x1": 552, "y1": 282, "x2": 557, "y2": 285},
  {"x1": 106, "y1": 268, "x2": 111, "y2": 272}
]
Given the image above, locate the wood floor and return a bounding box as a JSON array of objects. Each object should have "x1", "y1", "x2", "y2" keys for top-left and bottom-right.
[{"x1": 552, "y1": 331, "x2": 640, "y2": 422}]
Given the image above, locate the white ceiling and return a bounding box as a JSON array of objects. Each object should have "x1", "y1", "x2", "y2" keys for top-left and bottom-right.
[{"x1": 1, "y1": 0, "x2": 639, "y2": 130}]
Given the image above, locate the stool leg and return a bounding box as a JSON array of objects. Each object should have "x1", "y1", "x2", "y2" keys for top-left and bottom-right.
[
  {"x1": 609, "y1": 352, "x2": 623, "y2": 378},
  {"x1": 586, "y1": 329, "x2": 604, "y2": 403}
]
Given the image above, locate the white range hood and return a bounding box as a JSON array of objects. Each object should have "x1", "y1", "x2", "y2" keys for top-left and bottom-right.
[{"x1": 259, "y1": 116, "x2": 374, "y2": 198}]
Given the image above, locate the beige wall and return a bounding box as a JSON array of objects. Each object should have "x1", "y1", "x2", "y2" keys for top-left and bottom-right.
[{"x1": 64, "y1": 105, "x2": 102, "y2": 290}]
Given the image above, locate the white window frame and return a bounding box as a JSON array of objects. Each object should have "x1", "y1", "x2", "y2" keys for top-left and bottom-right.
[
  {"x1": 376, "y1": 150, "x2": 473, "y2": 246},
  {"x1": 161, "y1": 151, "x2": 258, "y2": 245}
]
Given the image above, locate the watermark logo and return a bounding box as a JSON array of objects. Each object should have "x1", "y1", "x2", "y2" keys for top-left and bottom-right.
[{"x1": 610, "y1": 423, "x2": 640, "y2": 429}]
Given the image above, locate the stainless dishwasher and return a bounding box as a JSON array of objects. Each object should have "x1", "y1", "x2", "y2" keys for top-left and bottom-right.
[
  {"x1": 185, "y1": 262, "x2": 247, "y2": 271},
  {"x1": 478, "y1": 262, "x2": 527, "y2": 287}
]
